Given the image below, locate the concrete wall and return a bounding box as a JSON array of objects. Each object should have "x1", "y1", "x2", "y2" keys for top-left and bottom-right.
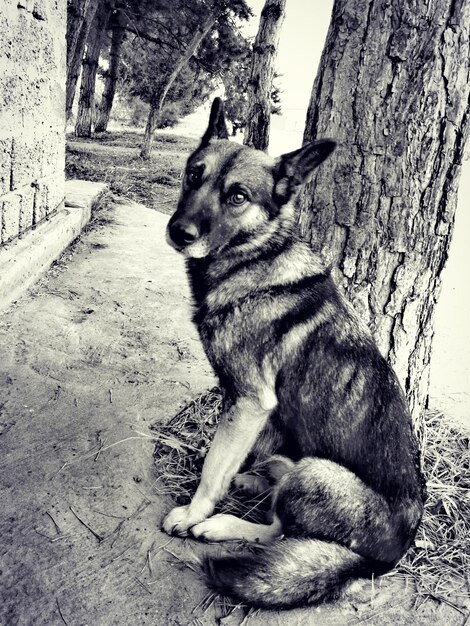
[{"x1": 0, "y1": 0, "x2": 66, "y2": 246}]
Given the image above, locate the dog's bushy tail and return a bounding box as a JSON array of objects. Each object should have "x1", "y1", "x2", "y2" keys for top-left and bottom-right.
[{"x1": 203, "y1": 538, "x2": 372, "y2": 609}]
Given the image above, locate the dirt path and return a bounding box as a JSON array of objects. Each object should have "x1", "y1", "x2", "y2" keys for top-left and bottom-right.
[
  {"x1": 0, "y1": 195, "x2": 467, "y2": 625},
  {"x1": 0, "y1": 197, "x2": 216, "y2": 625}
]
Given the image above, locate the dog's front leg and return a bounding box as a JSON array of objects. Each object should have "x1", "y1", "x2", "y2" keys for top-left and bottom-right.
[{"x1": 162, "y1": 396, "x2": 272, "y2": 537}]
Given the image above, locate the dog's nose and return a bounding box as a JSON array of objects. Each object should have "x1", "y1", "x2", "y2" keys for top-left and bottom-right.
[{"x1": 169, "y1": 221, "x2": 199, "y2": 247}]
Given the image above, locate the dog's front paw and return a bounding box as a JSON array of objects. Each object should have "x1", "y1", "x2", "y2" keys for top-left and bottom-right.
[
  {"x1": 162, "y1": 505, "x2": 210, "y2": 537},
  {"x1": 191, "y1": 513, "x2": 259, "y2": 542},
  {"x1": 162, "y1": 505, "x2": 193, "y2": 536},
  {"x1": 191, "y1": 514, "x2": 233, "y2": 542}
]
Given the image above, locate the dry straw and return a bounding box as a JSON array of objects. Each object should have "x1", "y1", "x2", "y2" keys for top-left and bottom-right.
[
  {"x1": 152, "y1": 389, "x2": 469, "y2": 610},
  {"x1": 395, "y1": 410, "x2": 469, "y2": 611}
]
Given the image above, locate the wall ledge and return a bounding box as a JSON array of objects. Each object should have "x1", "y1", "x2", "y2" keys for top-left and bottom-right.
[{"x1": 0, "y1": 179, "x2": 107, "y2": 312}]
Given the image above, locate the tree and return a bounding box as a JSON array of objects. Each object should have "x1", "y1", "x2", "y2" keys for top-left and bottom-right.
[
  {"x1": 67, "y1": 0, "x2": 252, "y2": 147},
  {"x1": 138, "y1": 0, "x2": 252, "y2": 159},
  {"x1": 114, "y1": 2, "x2": 250, "y2": 134},
  {"x1": 96, "y1": 1, "x2": 196, "y2": 132},
  {"x1": 140, "y1": 10, "x2": 217, "y2": 159},
  {"x1": 118, "y1": 22, "x2": 218, "y2": 130},
  {"x1": 74, "y1": 1, "x2": 112, "y2": 137},
  {"x1": 66, "y1": 0, "x2": 101, "y2": 120},
  {"x1": 223, "y1": 60, "x2": 282, "y2": 135},
  {"x1": 298, "y1": 0, "x2": 470, "y2": 419},
  {"x1": 67, "y1": 0, "x2": 87, "y2": 66},
  {"x1": 66, "y1": 0, "x2": 165, "y2": 123},
  {"x1": 244, "y1": 0, "x2": 286, "y2": 150},
  {"x1": 95, "y1": 12, "x2": 126, "y2": 133}
]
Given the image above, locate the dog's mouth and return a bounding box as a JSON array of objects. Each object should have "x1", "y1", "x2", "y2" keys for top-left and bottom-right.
[{"x1": 182, "y1": 239, "x2": 211, "y2": 258}]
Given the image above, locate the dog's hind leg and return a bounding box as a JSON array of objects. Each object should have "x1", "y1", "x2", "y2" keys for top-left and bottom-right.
[
  {"x1": 232, "y1": 473, "x2": 270, "y2": 496},
  {"x1": 194, "y1": 455, "x2": 296, "y2": 542},
  {"x1": 202, "y1": 457, "x2": 422, "y2": 607},
  {"x1": 233, "y1": 454, "x2": 294, "y2": 496},
  {"x1": 262, "y1": 454, "x2": 295, "y2": 481},
  {"x1": 191, "y1": 513, "x2": 283, "y2": 543},
  {"x1": 275, "y1": 457, "x2": 423, "y2": 567}
]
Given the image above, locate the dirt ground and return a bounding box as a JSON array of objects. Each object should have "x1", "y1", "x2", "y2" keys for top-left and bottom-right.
[{"x1": 0, "y1": 194, "x2": 468, "y2": 626}]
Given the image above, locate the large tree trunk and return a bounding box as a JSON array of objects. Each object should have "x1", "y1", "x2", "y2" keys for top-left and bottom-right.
[
  {"x1": 244, "y1": 0, "x2": 286, "y2": 150},
  {"x1": 74, "y1": 3, "x2": 111, "y2": 137},
  {"x1": 298, "y1": 0, "x2": 470, "y2": 419},
  {"x1": 140, "y1": 13, "x2": 216, "y2": 160},
  {"x1": 66, "y1": 0, "x2": 101, "y2": 120},
  {"x1": 95, "y1": 18, "x2": 125, "y2": 133}
]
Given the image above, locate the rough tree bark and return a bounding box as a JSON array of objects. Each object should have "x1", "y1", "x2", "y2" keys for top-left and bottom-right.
[
  {"x1": 95, "y1": 17, "x2": 125, "y2": 133},
  {"x1": 66, "y1": 0, "x2": 101, "y2": 120},
  {"x1": 74, "y1": 2, "x2": 112, "y2": 137},
  {"x1": 140, "y1": 13, "x2": 216, "y2": 160},
  {"x1": 244, "y1": 0, "x2": 286, "y2": 150},
  {"x1": 298, "y1": 0, "x2": 470, "y2": 419}
]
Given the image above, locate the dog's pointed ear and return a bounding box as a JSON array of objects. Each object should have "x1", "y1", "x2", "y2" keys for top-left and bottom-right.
[
  {"x1": 199, "y1": 98, "x2": 229, "y2": 148},
  {"x1": 274, "y1": 139, "x2": 336, "y2": 203}
]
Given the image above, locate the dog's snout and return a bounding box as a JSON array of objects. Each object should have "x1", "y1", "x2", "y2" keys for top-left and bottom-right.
[{"x1": 169, "y1": 221, "x2": 199, "y2": 247}]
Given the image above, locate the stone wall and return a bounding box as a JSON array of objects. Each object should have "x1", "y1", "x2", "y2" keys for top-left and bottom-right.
[{"x1": 0, "y1": 0, "x2": 66, "y2": 246}]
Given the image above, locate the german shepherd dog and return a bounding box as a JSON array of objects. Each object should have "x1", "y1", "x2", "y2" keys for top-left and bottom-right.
[{"x1": 163, "y1": 98, "x2": 425, "y2": 609}]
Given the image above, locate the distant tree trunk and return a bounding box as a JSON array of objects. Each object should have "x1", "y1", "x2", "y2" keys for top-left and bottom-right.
[
  {"x1": 298, "y1": 0, "x2": 470, "y2": 419},
  {"x1": 140, "y1": 13, "x2": 216, "y2": 160},
  {"x1": 244, "y1": 0, "x2": 286, "y2": 150},
  {"x1": 95, "y1": 19, "x2": 125, "y2": 133},
  {"x1": 66, "y1": 0, "x2": 101, "y2": 120},
  {"x1": 67, "y1": 0, "x2": 88, "y2": 65},
  {"x1": 74, "y1": 3, "x2": 111, "y2": 137}
]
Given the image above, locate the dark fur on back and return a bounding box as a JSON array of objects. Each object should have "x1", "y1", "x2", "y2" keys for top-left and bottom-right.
[{"x1": 164, "y1": 98, "x2": 425, "y2": 608}]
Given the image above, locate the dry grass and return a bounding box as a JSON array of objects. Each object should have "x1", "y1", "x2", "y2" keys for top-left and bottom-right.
[
  {"x1": 394, "y1": 410, "x2": 469, "y2": 610},
  {"x1": 65, "y1": 131, "x2": 197, "y2": 214},
  {"x1": 152, "y1": 389, "x2": 469, "y2": 610}
]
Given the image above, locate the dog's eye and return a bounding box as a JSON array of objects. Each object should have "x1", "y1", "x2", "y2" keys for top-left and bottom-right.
[
  {"x1": 228, "y1": 191, "x2": 247, "y2": 206},
  {"x1": 186, "y1": 170, "x2": 201, "y2": 187}
]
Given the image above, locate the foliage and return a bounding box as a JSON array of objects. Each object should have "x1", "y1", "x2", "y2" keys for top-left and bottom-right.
[
  {"x1": 118, "y1": 37, "x2": 216, "y2": 128},
  {"x1": 110, "y1": 0, "x2": 253, "y2": 129},
  {"x1": 67, "y1": 0, "x2": 256, "y2": 132},
  {"x1": 222, "y1": 53, "x2": 251, "y2": 134}
]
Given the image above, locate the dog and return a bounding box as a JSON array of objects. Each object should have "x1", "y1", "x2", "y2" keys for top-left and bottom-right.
[{"x1": 162, "y1": 98, "x2": 425, "y2": 609}]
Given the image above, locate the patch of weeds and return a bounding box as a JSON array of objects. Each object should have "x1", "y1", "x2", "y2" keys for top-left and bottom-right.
[
  {"x1": 157, "y1": 134, "x2": 179, "y2": 144},
  {"x1": 66, "y1": 130, "x2": 195, "y2": 152},
  {"x1": 88, "y1": 190, "x2": 117, "y2": 228},
  {"x1": 151, "y1": 174, "x2": 179, "y2": 187},
  {"x1": 65, "y1": 131, "x2": 195, "y2": 213}
]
